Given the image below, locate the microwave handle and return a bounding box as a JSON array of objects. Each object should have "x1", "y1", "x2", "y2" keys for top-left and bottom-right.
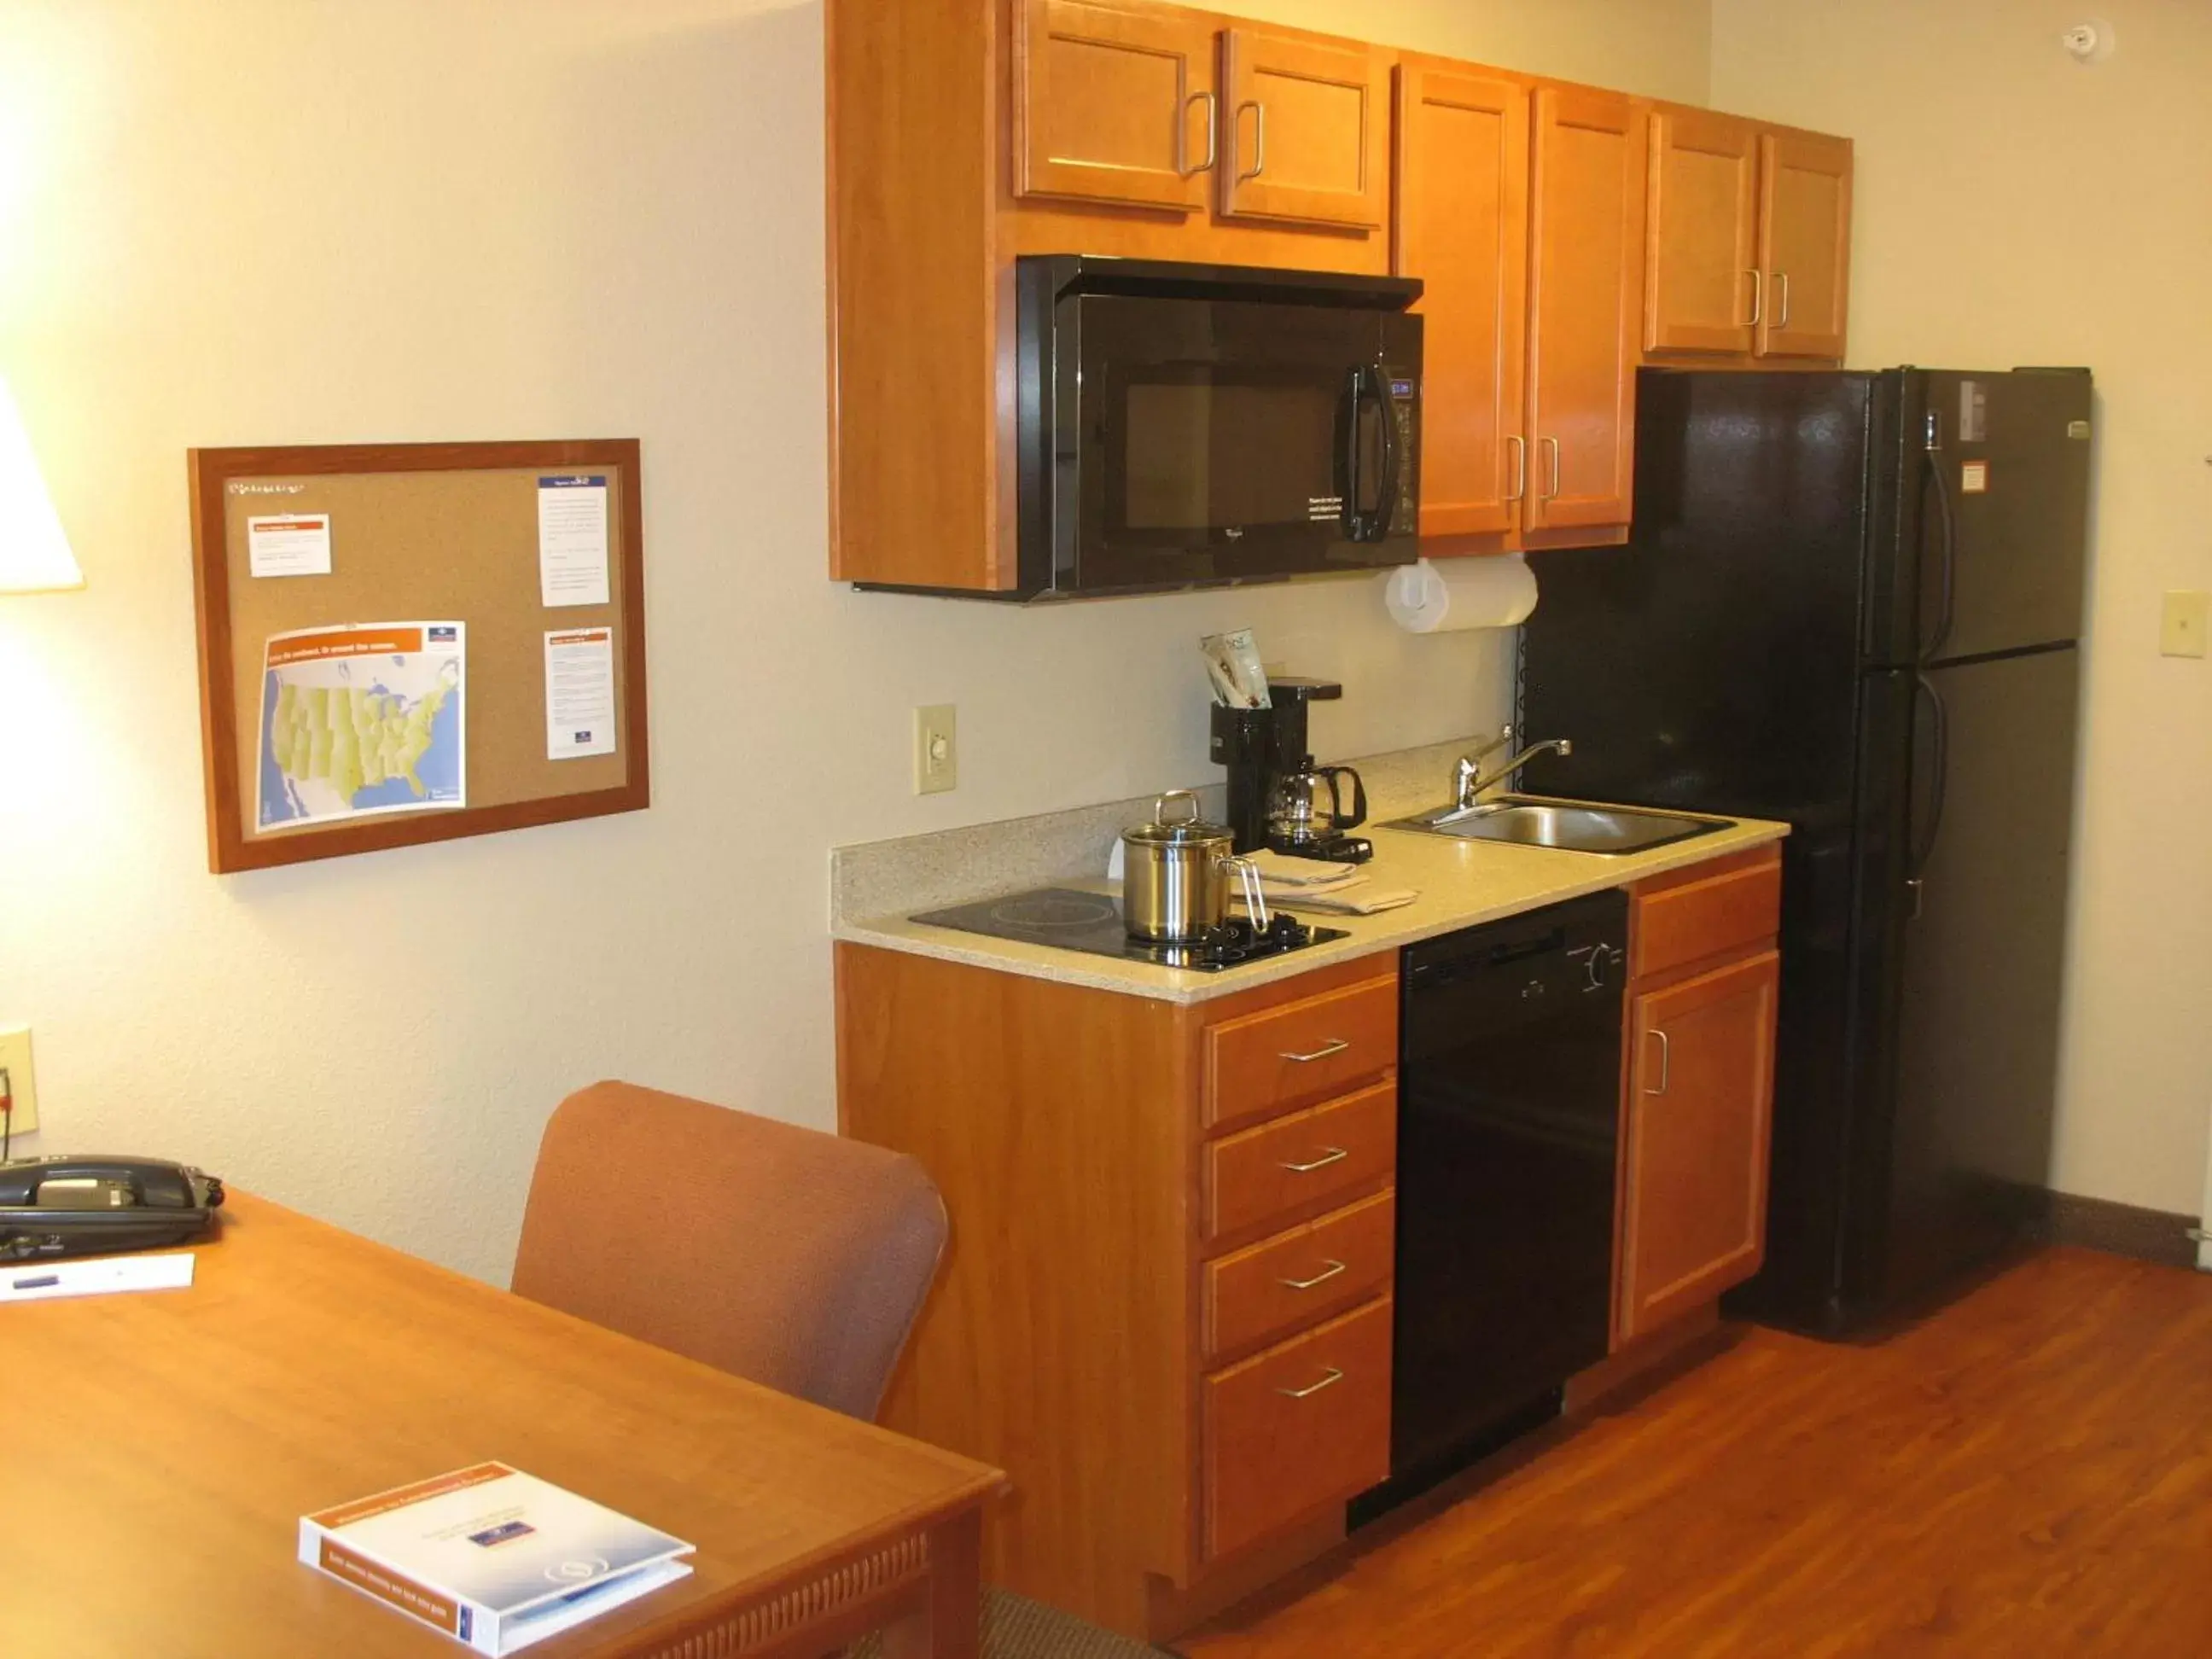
[
  {"x1": 1338, "y1": 366, "x2": 1366, "y2": 541},
  {"x1": 1341, "y1": 365, "x2": 1395, "y2": 544},
  {"x1": 1371, "y1": 366, "x2": 1401, "y2": 539}
]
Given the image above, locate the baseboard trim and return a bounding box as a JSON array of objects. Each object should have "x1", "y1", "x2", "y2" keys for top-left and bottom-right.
[{"x1": 2033, "y1": 1190, "x2": 2199, "y2": 1271}]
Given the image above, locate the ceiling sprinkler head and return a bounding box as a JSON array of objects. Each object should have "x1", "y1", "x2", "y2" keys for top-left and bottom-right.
[{"x1": 2060, "y1": 20, "x2": 2116, "y2": 64}]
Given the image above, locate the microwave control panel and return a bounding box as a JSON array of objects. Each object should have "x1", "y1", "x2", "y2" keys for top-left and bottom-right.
[{"x1": 1386, "y1": 370, "x2": 1420, "y2": 534}]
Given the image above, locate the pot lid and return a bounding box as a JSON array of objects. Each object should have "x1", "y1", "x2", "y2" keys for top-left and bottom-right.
[{"x1": 1125, "y1": 789, "x2": 1231, "y2": 845}]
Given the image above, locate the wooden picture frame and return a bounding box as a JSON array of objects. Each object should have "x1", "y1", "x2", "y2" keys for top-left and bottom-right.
[{"x1": 188, "y1": 439, "x2": 649, "y2": 874}]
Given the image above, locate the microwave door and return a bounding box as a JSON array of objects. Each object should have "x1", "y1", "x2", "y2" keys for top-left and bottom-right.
[{"x1": 1068, "y1": 295, "x2": 1412, "y2": 593}]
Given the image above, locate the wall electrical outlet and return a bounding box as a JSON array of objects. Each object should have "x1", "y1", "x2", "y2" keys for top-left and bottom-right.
[
  {"x1": 0, "y1": 1027, "x2": 40, "y2": 1138},
  {"x1": 2160, "y1": 591, "x2": 2209, "y2": 659},
  {"x1": 913, "y1": 704, "x2": 959, "y2": 795}
]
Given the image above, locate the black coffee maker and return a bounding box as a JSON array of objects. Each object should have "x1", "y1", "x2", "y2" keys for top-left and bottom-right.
[{"x1": 1208, "y1": 678, "x2": 1372, "y2": 863}]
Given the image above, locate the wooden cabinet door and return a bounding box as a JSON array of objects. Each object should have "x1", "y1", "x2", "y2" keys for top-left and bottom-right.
[
  {"x1": 1756, "y1": 131, "x2": 1852, "y2": 361},
  {"x1": 1220, "y1": 26, "x2": 1388, "y2": 229},
  {"x1": 1012, "y1": 0, "x2": 1218, "y2": 212},
  {"x1": 1523, "y1": 87, "x2": 1646, "y2": 534},
  {"x1": 1393, "y1": 61, "x2": 1529, "y2": 543},
  {"x1": 1644, "y1": 108, "x2": 1760, "y2": 356},
  {"x1": 1618, "y1": 951, "x2": 1779, "y2": 1343}
]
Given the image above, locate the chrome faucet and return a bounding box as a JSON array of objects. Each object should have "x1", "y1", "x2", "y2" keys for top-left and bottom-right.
[
  {"x1": 1456, "y1": 733, "x2": 1572, "y2": 809},
  {"x1": 1454, "y1": 725, "x2": 1514, "y2": 810}
]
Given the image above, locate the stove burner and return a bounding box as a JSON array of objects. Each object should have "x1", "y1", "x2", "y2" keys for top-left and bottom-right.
[
  {"x1": 913, "y1": 887, "x2": 1349, "y2": 974},
  {"x1": 990, "y1": 894, "x2": 1118, "y2": 930}
]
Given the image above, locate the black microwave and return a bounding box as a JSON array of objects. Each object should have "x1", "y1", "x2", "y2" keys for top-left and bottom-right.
[{"x1": 1002, "y1": 256, "x2": 1423, "y2": 601}]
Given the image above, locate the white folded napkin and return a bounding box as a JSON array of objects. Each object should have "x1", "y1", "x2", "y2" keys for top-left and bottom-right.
[
  {"x1": 1239, "y1": 884, "x2": 1419, "y2": 917},
  {"x1": 1244, "y1": 850, "x2": 1368, "y2": 889}
]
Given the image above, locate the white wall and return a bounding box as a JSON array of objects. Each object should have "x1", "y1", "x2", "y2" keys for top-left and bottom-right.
[
  {"x1": 0, "y1": 0, "x2": 1708, "y2": 1282},
  {"x1": 1206, "y1": 0, "x2": 1709, "y2": 102},
  {"x1": 1712, "y1": 0, "x2": 2212, "y2": 1215}
]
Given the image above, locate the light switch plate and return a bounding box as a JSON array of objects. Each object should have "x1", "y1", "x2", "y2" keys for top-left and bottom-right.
[
  {"x1": 2160, "y1": 591, "x2": 2209, "y2": 658},
  {"x1": 0, "y1": 1027, "x2": 39, "y2": 1138},
  {"x1": 913, "y1": 705, "x2": 958, "y2": 795}
]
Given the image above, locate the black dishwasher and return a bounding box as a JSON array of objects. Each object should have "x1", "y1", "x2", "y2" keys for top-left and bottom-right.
[{"x1": 1357, "y1": 888, "x2": 1628, "y2": 1518}]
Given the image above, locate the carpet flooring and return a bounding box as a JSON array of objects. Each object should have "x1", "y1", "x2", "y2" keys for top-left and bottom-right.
[{"x1": 850, "y1": 1587, "x2": 1174, "y2": 1657}]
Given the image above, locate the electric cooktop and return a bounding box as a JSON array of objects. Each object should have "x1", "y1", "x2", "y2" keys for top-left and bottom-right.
[{"x1": 911, "y1": 888, "x2": 1348, "y2": 973}]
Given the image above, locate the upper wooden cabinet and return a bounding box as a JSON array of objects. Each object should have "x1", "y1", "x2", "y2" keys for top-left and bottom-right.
[
  {"x1": 827, "y1": 0, "x2": 1853, "y2": 591},
  {"x1": 1219, "y1": 26, "x2": 1390, "y2": 229},
  {"x1": 1524, "y1": 86, "x2": 1646, "y2": 536},
  {"x1": 1644, "y1": 110, "x2": 1853, "y2": 364},
  {"x1": 1644, "y1": 108, "x2": 1761, "y2": 356},
  {"x1": 1758, "y1": 131, "x2": 1853, "y2": 360},
  {"x1": 1394, "y1": 71, "x2": 1645, "y2": 552},
  {"x1": 1393, "y1": 61, "x2": 1528, "y2": 543},
  {"x1": 1013, "y1": 0, "x2": 1218, "y2": 213}
]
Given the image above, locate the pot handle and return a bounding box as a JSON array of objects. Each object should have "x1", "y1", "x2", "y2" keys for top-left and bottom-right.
[
  {"x1": 1223, "y1": 855, "x2": 1271, "y2": 931},
  {"x1": 1154, "y1": 789, "x2": 1202, "y2": 827}
]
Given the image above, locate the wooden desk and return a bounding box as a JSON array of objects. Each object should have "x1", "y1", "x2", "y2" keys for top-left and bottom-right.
[{"x1": 5, "y1": 1193, "x2": 1001, "y2": 1658}]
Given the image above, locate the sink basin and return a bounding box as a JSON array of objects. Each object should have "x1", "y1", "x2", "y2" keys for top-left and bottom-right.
[{"x1": 1386, "y1": 795, "x2": 1730, "y2": 855}]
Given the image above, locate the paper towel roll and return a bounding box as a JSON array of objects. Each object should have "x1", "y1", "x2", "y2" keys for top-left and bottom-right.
[{"x1": 1382, "y1": 554, "x2": 1539, "y2": 633}]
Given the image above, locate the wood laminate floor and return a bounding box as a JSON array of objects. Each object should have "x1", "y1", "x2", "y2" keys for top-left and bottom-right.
[{"x1": 1178, "y1": 1248, "x2": 2212, "y2": 1658}]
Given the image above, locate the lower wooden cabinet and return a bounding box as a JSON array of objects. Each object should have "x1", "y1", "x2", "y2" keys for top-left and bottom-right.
[
  {"x1": 837, "y1": 946, "x2": 1397, "y2": 1642},
  {"x1": 1615, "y1": 846, "x2": 1783, "y2": 1347},
  {"x1": 1203, "y1": 1190, "x2": 1394, "y2": 1362},
  {"x1": 1619, "y1": 950, "x2": 1779, "y2": 1342},
  {"x1": 1202, "y1": 1296, "x2": 1393, "y2": 1559}
]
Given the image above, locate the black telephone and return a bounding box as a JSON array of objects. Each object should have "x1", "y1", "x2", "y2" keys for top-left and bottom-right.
[{"x1": 0, "y1": 1155, "x2": 224, "y2": 1260}]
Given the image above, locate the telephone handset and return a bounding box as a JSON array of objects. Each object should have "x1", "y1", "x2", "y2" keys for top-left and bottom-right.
[{"x1": 0, "y1": 1155, "x2": 224, "y2": 1260}]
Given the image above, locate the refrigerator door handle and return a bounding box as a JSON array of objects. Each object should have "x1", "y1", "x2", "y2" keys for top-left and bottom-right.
[
  {"x1": 1908, "y1": 672, "x2": 1951, "y2": 889},
  {"x1": 1920, "y1": 451, "x2": 1960, "y2": 661}
]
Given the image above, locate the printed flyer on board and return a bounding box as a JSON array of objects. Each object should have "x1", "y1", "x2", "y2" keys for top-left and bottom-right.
[{"x1": 258, "y1": 622, "x2": 466, "y2": 830}]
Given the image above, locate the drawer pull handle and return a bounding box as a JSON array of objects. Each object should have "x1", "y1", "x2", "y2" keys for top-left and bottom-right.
[
  {"x1": 1279, "y1": 1038, "x2": 1350, "y2": 1063},
  {"x1": 1277, "y1": 1366, "x2": 1345, "y2": 1400},
  {"x1": 1278, "y1": 1147, "x2": 1349, "y2": 1174},
  {"x1": 1644, "y1": 1028, "x2": 1672, "y2": 1096},
  {"x1": 1278, "y1": 1259, "x2": 1348, "y2": 1291}
]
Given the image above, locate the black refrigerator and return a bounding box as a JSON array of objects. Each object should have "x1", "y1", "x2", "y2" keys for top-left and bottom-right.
[{"x1": 1518, "y1": 366, "x2": 2093, "y2": 1335}]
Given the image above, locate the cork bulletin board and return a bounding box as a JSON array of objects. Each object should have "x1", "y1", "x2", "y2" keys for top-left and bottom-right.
[{"x1": 188, "y1": 439, "x2": 649, "y2": 874}]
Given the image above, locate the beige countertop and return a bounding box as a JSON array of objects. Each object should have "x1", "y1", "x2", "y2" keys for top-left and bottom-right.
[{"x1": 835, "y1": 811, "x2": 1790, "y2": 1005}]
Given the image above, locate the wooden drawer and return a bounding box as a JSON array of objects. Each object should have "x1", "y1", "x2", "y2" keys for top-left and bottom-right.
[
  {"x1": 1632, "y1": 847, "x2": 1782, "y2": 981},
  {"x1": 1202, "y1": 1296, "x2": 1392, "y2": 1561},
  {"x1": 1203, "y1": 1080, "x2": 1396, "y2": 1244},
  {"x1": 1204, "y1": 974, "x2": 1397, "y2": 1132},
  {"x1": 1203, "y1": 1190, "x2": 1394, "y2": 1364}
]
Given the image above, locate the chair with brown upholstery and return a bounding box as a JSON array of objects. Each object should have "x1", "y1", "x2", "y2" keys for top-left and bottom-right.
[{"x1": 511, "y1": 1080, "x2": 948, "y2": 1421}]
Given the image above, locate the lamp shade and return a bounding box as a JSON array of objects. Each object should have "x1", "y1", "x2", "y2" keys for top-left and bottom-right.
[{"x1": 0, "y1": 375, "x2": 80, "y2": 593}]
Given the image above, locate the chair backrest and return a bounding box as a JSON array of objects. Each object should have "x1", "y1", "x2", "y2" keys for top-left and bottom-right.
[{"x1": 511, "y1": 1080, "x2": 947, "y2": 1420}]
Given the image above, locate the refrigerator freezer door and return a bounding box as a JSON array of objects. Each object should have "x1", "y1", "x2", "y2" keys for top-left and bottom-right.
[
  {"x1": 1871, "y1": 369, "x2": 2093, "y2": 668},
  {"x1": 1521, "y1": 370, "x2": 1877, "y2": 834},
  {"x1": 1838, "y1": 646, "x2": 2080, "y2": 1314}
]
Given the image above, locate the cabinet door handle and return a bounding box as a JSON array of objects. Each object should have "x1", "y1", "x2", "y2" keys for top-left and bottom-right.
[
  {"x1": 1541, "y1": 436, "x2": 1563, "y2": 502},
  {"x1": 1278, "y1": 1037, "x2": 1350, "y2": 1063},
  {"x1": 1236, "y1": 100, "x2": 1266, "y2": 182},
  {"x1": 1507, "y1": 434, "x2": 1527, "y2": 502},
  {"x1": 1277, "y1": 1365, "x2": 1345, "y2": 1400},
  {"x1": 1278, "y1": 1146, "x2": 1350, "y2": 1174},
  {"x1": 1183, "y1": 90, "x2": 1219, "y2": 176},
  {"x1": 1747, "y1": 268, "x2": 1763, "y2": 326},
  {"x1": 1644, "y1": 1028, "x2": 1672, "y2": 1096},
  {"x1": 1278, "y1": 1259, "x2": 1348, "y2": 1291},
  {"x1": 1775, "y1": 271, "x2": 1791, "y2": 329}
]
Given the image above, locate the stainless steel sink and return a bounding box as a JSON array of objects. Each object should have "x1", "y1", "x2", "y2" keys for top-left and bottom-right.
[{"x1": 1386, "y1": 795, "x2": 1730, "y2": 855}]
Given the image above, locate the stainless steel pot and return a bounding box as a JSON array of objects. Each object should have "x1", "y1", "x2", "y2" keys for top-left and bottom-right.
[{"x1": 1121, "y1": 791, "x2": 1265, "y2": 943}]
